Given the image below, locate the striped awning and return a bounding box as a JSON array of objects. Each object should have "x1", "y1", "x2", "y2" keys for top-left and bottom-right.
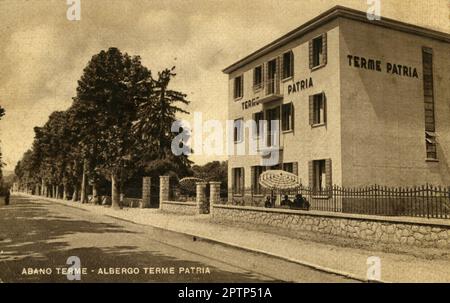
[{"x1": 259, "y1": 170, "x2": 300, "y2": 191}]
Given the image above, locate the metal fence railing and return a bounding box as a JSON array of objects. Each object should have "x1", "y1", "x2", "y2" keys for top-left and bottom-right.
[{"x1": 229, "y1": 184, "x2": 450, "y2": 219}]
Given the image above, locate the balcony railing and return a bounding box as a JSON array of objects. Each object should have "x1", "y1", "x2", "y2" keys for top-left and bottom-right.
[{"x1": 259, "y1": 75, "x2": 282, "y2": 104}]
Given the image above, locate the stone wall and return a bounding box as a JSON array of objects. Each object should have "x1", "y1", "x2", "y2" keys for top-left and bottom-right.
[
  {"x1": 122, "y1": 198, "x2": 143, "y2": 208},
  {"x1": 160, "y1": 201, "x2": 198, "y2": 215},
  {"x1": 212, "y1": 205, "x2": 450, "y2": 248}
]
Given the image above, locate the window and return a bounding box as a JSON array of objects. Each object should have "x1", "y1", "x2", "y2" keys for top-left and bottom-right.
[
  {"x1": 266, "y1": 59, "x2": 278, "y2": 94},
  {"x1": 282, "y1": 163, "x2": 293, "y2": 173},
  {"x1": 309, "y1": 93, "x2": 326, "y2": 126},
  {"x1": 252, "y1": 166, "x2": 266, "y2": 195},
  {"x1": 234, "y1": 75, "x2": 243, "y2": 99},
  {"x1": 309, "y1": 159, "x2": 332, "y2": 193},
  {"x1": 282, "y1": 51, "x2": 294, "y2": 79},
  {"x1": 253, "y1": 111, "x2": 264, "y2": 138},
  {"x1": 266, "y1": 107, "x2": 280, "y2": 147},
  {"x1": 234, "y1": 118, "x2": 244, "y2": 143},
  {"x1": 426, "y1": 131, "x2": 437, "y2": 160},
  {"x1": 232, "y1": 168, "x2": 244, "y2": 195},
  {"x1": 422, "y1": 47, "x2": 437, "y2": 160},
  {"x1": 313, "y1": 160, "x2": 326, "y2": 191},
  {"x1": 253, "y1": 66, "x2": 262, "y2": 89},
  {"x1": 281, "y1": 103, "x2": 294, "y2": 132},
  {"x1": 310, "y1": 33, "x2": 327, "y2": 69}
]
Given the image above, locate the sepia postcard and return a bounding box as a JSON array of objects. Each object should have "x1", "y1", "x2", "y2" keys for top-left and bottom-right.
[{"x1": 0, "y1": 0, "x2": 449, "y2": 290}]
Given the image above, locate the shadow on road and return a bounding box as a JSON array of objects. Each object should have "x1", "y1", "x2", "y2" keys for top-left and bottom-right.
[{"x1": 0, "y1": 196, "x2": 280, "y2": 282}]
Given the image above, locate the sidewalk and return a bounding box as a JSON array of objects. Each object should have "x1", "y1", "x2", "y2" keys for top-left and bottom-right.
[{"x1": 20, "y1": 194, "x2": 450, "y2": 283}]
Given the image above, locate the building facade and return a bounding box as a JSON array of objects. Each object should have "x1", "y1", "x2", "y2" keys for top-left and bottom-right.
[{"x1": 223, "y1": 6, "x2": 450, "y2": 204}]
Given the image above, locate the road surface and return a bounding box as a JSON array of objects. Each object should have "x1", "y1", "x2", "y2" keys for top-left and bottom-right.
[{"x1": 0, "y1": 195, "x2": 356, "y2": 283}]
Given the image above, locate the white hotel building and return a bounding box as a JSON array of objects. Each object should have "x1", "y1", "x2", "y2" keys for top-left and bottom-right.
[{"x1": 223, "y1": 6, "x2": 450, "y2": 204}]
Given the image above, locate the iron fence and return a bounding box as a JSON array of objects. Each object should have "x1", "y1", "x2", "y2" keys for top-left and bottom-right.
[{"x1": 229, "y1": 184, "x2": 450, "y2": 219}]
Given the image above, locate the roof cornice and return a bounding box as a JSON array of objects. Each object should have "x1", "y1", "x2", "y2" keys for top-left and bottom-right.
[{"x1": 223, "y1": 5, "x2": 450, "y2": 74}]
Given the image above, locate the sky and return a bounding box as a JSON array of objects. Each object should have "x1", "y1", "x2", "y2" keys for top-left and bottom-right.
[{"x1": 0, "y1": 0, "x2": 448, "y2": 171}]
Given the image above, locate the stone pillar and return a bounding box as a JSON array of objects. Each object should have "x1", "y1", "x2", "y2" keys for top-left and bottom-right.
[
  {"x1": 159, "y1": 176, "x2": 170, "y2": 208},
  {"x1": 141, "y1": 177, "x2": 151, "y2": 208},
  {"x1": 209, "y1": 182, "x2": 221, "y2": 205},
  {"x1": 196, "y1": 182, "x2": 209, "y2": 214}
]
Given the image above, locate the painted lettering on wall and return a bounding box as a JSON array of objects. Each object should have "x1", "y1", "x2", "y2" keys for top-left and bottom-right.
[
  {"x1": 241, "y1": 97, "x2": 260, "y2": 110},
  {"x1": 347, "y1": 55, "x2": 419, "y2": 78},
  {"x1": 287, "y1": 77, "x2": 314, "y2": 95}
]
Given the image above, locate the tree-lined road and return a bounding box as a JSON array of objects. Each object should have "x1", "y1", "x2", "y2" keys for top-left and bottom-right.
[{"x1": 0, "y1": 195, "x2": 355, "y2": 282}]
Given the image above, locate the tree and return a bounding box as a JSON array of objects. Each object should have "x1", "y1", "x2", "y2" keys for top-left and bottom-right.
[
  {"x1": 75, "y1": 47, "x2": 153, "y2": 208},
  {"x1": 133, "y1": 67, "x2": 192, "y2": 179},
  {"x1": 192, "y1": 161, "x2": 228, "y2": 197}
]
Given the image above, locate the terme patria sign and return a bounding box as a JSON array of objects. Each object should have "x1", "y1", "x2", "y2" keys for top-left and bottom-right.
[{"x1": 347, "y1": 54, "x2": 419, "y2": 78}]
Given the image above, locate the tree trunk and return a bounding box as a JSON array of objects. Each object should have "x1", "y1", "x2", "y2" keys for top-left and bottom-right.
[
  {"x1": 80, "y1": 161, "x2": 88, "y2": 204},
  {"x1": 111, "y1": 173, "x2": 121, "y2": 209},
  {"x1": 72, "y1": 184, "x2": 78, "y2": 202},
  {"x1": 41, "y1": 180, "x2": 45, "y2": 196},
  {"x1": 56, "y1": 185, "x2": 60, "y2": 199},
  {"x1": 63, "y1": 184, "x2": 67, "y2": 200},
  {"x1": 92, "y1": 183, "x2": 99, "y2": 205}
]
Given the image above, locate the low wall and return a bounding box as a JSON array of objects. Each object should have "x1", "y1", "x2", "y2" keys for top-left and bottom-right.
[
  {"x1": 212, "y1": 204, "x2": 450, "y2": 248},
  {"x1": 160, "y1": 201, "x2": 198, "y2": 215},
  {"x1": 122, "y1": 198, "x2": 143, "y2": 208}
]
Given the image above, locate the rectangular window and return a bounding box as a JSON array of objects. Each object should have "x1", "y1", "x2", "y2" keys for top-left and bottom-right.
[
  {"x1": 309, "y1": 159, "x2": 332, "y2": 194},
  {"x1": 234, "y1": 75, "x2": 243, "y2": 99},
  {"x1": 310, "y1": 33, "x2": 327, "y2": 69},
  {"x1": 313, "y1": 160, "x2": 326, "y2": 191},
  {"x1": 313, "y1": 36, "x2": 323, "y2": 67},
  {"x1": 253, "y1": 65, "x2": 262, "y2": 89},
  {"x1": 309, "y1": 93, "x2": 326, "y2": 125},
  {"x1": 266, "y1": 59, "x2": 277, "y2": 94},
  {"x1": 423, "y1": 47, "x2": 437, "y2": 160},
  {"x1": 282, "y1": 51, "x2": 294, "y2": 79},
  {"x1": 282, "y1": 163, "x2": 293, "y2": 173},
  {"x1": 253, "y1": 111, "x2": 264, "y2": 138},
  {"x1": 281, "y1": 103, "x2": 294, "y2": 132},
  {"x1": 266, "y1": 107, "x2": 280, "y2": 147},
  {"x1": 234, "y1": 118, "x2": 244, "y2": 143},
  {"x1": 232, "y1": 167, "x2": 244, "y2": 195},
  {"x1": 252, "y1": 166, "x2": 266, "y2": 195}
]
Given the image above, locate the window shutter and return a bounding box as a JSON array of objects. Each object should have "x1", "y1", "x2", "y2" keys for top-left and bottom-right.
[
  {"x1": 241, "y1": 168, "x2": 245, "y2": 195},
  {"x1": 309, "y1": 40, "x2": 313, "y2": 69},
  {"x1": 322, "y1": 32, "x2": 327, "y2": 66},
  {"x1": 276, "y1": 56, "x2": 281, "y2": 84},
  {"x1": 325, "y1": 159, "x2": 332, "y2": 188},
  {"x1": 291, "y1": 103, "x2": 295, "y2": 130},
  {"x1": 293, "y1": 162, "x2": 298, "y2": 177},
  {"x1": 308, "y1": 161, "x2": 314, "y2": 187},
  {"x1": 261, "y1": 64, "x2": 265, "y2": 89},
  {"x1": 240, "y1": 75, "x2": 244, "y2": 97},
  {"x1": 280, "y1": 54, "x2": 285, "y2": 79},
  {"x1": 264, "y1": 62, "x2": 269, "y2": 94},
  {"x1": 322, "y1": 92, "x2": 327, "y2": 124},
  {"x1": 309, "y1": 95, "x2": 314, "y2": 125},
  {"x1": 250, "y1": 166, "x2": 255, "y2": 192}
]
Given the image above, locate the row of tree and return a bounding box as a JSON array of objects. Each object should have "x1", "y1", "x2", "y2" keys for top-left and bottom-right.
[{"x1": 14, "y1": 48, "x2": 192, "y2": 208}]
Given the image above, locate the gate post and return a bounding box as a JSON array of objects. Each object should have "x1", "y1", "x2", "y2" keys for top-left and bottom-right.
[
  {"x1": 196, "y1": 182, "x2": 209, "y2": 214},
  {"x1": 159, "y1": 176, "x2": 170, "y2": 208},
  {"x1": 141, "y1": 177, "x2": 151, "y2": 208}
]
